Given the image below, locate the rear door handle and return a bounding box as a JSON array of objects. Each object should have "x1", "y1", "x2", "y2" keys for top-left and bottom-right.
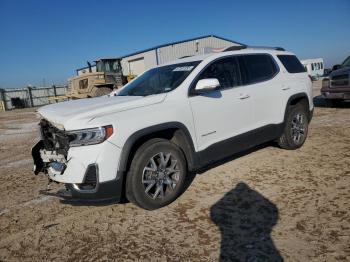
[
  {"x1": 282, "y1": 86, "x2": 291, "y2": 91},
  {"x1": 238, "y1": 94, "x2": 250, "y2": 100}
]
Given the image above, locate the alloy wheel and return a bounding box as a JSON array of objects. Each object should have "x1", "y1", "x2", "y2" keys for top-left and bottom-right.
[
  {"x1": 141, "y1": 152, "x2": 180, "y2": 200},
  {"x1": 291, "y1": 113, "x2": 307, "y2": 144}
]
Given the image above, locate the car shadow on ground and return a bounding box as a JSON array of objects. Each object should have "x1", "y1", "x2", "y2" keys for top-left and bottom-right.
[
  {"x1": 313, "y1": 95, "x2": 350, "y2": 108},
  {"x1": 195, "y1": 142, "x2": 273, "y2": 175},
  {"x1": 55, "y1": 143, "x2": 276, "y2": 206},
  {"x1": 210, "y1": 182, "x2": 283, "y2": 261}
]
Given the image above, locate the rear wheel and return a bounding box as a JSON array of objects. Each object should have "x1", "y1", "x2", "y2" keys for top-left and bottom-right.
[
  {"x1": 91, "y1": 87, "x2": 112, "y2": 97},
  {"x1": 278, "y1": 103, "x2": 309, "y2": 150},
  {"x1": 126, "y1": 139, "x2": 187, "y2": 210}
]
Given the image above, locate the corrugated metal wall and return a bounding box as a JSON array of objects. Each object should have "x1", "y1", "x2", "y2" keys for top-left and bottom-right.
[
  {"x1": 121, "y1": 49, "x2": 158, "y2": 76},
  {"x1": 121, "y1": 36, "x2": 241, "y2": 76},
  {"x1": 157, "y1": 36, "x2": 238, "y2": 64},
  {"x1": 0, "y1": 86, "x2": 68, "y2": 110}
]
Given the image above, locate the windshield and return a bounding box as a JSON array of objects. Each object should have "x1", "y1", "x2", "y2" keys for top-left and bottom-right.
[
  {"x1": 341, "y1": 56, "x2": 350, "y2": 67},
  {"x1": 96, "y1": 60, "x2": 121, "y2": 73},
  {"x1": 118, "y1": 61, "x2": 200, "y2": 96}
]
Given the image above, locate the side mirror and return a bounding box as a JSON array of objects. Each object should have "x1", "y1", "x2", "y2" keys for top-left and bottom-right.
[
  {"x1": 195, "y1": 78, "x2": 220, "y2": 93},
  {"x1": 332, "y1": 64, "x2": 341, "y2": 71}
]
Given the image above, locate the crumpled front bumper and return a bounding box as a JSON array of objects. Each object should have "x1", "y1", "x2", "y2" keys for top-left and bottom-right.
[{"x1": 31, "y1": 140, "x2": 124, "y2": 201}]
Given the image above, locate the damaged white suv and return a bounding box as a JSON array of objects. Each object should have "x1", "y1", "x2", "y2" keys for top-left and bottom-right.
[{"x1": 32, "y1": 46, "x2": 313, "y2": 210}]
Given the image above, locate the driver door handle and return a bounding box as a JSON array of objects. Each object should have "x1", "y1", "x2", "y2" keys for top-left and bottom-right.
[{"x1": 238, "y1": 94, "x2": 250, "y2": 100}]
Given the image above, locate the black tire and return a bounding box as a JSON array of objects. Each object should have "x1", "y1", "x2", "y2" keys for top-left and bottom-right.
[
  {"x1": 126, "y1": 138, "x2": 187, "y2": 210},
  {"x1": 91, "y1": 87, "x2": 112, "y2": 97},
  {"x1": 278, "y1": 103, "x2": 309, "y2": 150}
]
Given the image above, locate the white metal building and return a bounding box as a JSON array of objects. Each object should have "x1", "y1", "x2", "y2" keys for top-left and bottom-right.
[
  {"x1": 301, "y1": 58, "x2": 325, "y2": 79},
  {"x1": 121, "y1": 35, "x2": 244, "y2": 76}
]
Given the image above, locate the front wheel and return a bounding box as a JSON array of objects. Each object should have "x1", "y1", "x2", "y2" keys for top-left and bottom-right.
[
  {"x1": 278, "y1": 103, "x2": 309, "y2": 150},
  {"x1": 126, "y1": 139, "x2": 187, "y2": 210}
]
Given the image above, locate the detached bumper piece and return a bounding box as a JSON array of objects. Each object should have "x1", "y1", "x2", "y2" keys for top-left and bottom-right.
[{"x1": 32, "y1": 141, "x2": 44, "y2": 175}]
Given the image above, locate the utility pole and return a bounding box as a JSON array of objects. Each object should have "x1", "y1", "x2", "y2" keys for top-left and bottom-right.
[
  {"x1": 27, "y1": 86, "x2": 34, "y2": 107},
  {"x1": 0, "y1": 88, "x2": 6, "y2": 111}
]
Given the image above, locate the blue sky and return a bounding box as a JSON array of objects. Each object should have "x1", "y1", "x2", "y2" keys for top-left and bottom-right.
[{"x1": 0, "y1": 0, "x2": 349, "y2": 88}]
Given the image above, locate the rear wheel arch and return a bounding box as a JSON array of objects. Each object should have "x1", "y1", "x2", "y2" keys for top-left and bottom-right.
[
  {"x1": 284, "y1": 93, "x2": 311, "y2": 122},
  {"x1": 289, "y1": 94, "x2": 309, "y2": 107}
]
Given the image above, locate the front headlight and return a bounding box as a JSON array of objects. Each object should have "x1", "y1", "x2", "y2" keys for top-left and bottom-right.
[
  {"x1": 95, "y1": 74, "x2": 105, "y2": 79},
  {"x1": 68, "y1": 126, "x2": 113, "y2": 147},
  {"x1": 322, "y1": 78, "x2": 330, "y2": 88}
]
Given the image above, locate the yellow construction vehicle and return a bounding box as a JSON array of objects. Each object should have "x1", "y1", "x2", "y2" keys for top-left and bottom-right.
[{"x1": 67, "y1": 58, "x2": 127, "y2": 99}]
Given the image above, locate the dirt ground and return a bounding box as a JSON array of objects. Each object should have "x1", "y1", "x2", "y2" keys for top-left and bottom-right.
[{"x1": 0, "y1": 87, "x2": 349, "y2": 261}]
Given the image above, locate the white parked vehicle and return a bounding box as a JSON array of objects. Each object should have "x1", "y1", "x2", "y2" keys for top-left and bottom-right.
[
  {"x1": 32, "y1": 46, "x2": 314, "y2": 210},
  {"x1": 301, "y1": 58, "x2": 324, "y2": 80}
]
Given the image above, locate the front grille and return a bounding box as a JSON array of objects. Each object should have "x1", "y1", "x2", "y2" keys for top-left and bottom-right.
[
  {"x1": 105, "y1": 75, "x2": 116, "y2": 83},
  {"x1": 106, "y1": 73, "x2": 124, "y2": 87},
  {"x1": 40, "y1": 119, "x2": 70, "y2": 156},
  {"x1": 331, "y1": 74, "x2": 349, "y2": 87},
  {"x1": 332, "y1": 74, "x2": 348, "y2": 80}
]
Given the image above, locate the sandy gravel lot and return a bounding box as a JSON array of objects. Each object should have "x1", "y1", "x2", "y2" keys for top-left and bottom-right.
[{"x1": 0, "y1": 92, "x2": 349, "y2": 261}]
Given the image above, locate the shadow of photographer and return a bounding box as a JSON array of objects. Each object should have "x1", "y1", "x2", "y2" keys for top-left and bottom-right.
[{"x1": 210, "y1": 182, "x2": 283, "y2": 261}]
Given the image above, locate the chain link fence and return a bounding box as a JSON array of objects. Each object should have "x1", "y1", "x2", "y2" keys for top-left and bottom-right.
[{"x1": 0, "y1": 86, "x2": 68, "y2": 111}]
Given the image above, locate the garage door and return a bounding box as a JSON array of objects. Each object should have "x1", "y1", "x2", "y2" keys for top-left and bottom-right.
[{"x1": 129, "y1": 58, "x2": 145, "y2": 76}]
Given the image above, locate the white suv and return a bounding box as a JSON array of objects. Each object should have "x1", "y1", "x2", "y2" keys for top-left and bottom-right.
[{"x1": 32, "y1": 46, "x2": 313, "y2": 209}]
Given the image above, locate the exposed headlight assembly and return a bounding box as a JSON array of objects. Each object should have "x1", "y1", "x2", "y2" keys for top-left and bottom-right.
[{"x1": 68, "y1": 126, "x2": 113, "y2": 147}]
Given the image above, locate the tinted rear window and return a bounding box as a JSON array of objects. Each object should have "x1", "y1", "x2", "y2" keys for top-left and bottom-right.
[
  {"x1": 277, "y1": 55, "x2": 306, "y2": 73},
  {"x1": 238, "y1": 54, "x2": 278, "y2": 84}
]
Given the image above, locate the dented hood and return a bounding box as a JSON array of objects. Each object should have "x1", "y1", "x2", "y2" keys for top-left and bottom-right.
[{"x1": 38, "y1": 94, "x2": 166, "y2": 130}]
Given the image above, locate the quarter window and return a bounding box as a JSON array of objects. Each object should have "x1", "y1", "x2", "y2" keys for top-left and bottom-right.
[
  {"x1": 278, "y1": 55, "x2": 306, "y2": 73},
  {"x1": 238, "y1": 54, "x2": 278, "y2": 84},
  {"x1": 196, "y1": 57, "x2": 240, "y2": 89}
]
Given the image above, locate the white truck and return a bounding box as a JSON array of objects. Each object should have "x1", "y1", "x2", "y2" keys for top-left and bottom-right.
[{"x1": 32, "y1": 46, "x2": 313, "y2": 210}]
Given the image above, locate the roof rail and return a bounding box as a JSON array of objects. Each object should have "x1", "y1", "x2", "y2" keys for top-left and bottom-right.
[
  {"x1": 178, "y1": 55, "x2": 193, "y2": 59},
  {"x1": 224, "y1": 45, "x2": 248, "y2": 51},
  {"x1": 274, "y1": 47, "x2": 285, "y2": 51},
  {"x1": 223, "y1": 45, "x2": 285, "y2": 52},
  {"x1": 247, "y1": 46, "x2": 286, "y2": 51}
]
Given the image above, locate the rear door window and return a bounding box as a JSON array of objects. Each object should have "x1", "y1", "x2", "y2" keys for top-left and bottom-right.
[
  {"x1": 238, "y1": 54, "x2": 278, "y2": 85},
  {"x1": 277, "y1": 55, "x2": 306, "y2": 73}
]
